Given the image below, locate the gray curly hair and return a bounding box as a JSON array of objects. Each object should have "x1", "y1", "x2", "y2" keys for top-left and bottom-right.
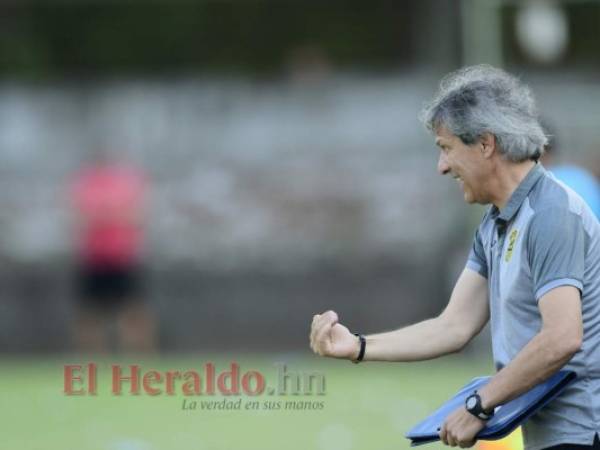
[{"x1": 420, "y1": 65, "x2": 547, "y2": 162}]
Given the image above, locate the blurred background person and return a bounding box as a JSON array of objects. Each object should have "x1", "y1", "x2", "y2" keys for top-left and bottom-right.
[
  {"x1": 541, "y1": 121, "x2": 600, "y2": 219},
  {"x1": 70, "y1": 151, "x2": 156, "y2": 353}
]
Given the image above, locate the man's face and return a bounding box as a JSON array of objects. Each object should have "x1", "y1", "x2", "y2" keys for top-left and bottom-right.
[{"x1": 435, "y1": 126, "x2": 490, "y2": 205}]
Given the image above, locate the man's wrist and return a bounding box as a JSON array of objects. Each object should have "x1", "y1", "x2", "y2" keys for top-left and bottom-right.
[
  {"x1": 465, "y1": 391, "x2": 495, "y2": 421},
  {"x1": 477, "y1": 388, "x2": 495, "y2": 413},
  {"x1": 352, "y1": 333, "x2": 366, "y2": 363}
]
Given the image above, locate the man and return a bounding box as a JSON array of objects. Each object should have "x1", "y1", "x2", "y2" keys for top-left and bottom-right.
[
  {"x1": 309, "y1": 65, "x2": 600, "y2": 450},
  {"x1": 71, "y1": 153, "x2": 156, "y2": 353}
]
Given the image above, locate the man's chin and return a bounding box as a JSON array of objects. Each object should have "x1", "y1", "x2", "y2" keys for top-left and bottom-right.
[{"x1": 464, "y1": 194, "x2": 489, "y2": 206}]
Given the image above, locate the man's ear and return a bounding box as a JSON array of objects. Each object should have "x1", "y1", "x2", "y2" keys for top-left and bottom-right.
[{"x1": 479, "y1": 133, "x2": 496, "y2": 158}]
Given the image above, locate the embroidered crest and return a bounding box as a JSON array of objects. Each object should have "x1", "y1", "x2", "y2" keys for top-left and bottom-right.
[{"x1": 505, "y1": 229, "x2": 519, "y2": 262}]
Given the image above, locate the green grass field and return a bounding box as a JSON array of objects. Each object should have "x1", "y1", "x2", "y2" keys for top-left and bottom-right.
[{"x1": 1, "y1": 353, "x2": 500, "y2": 450}]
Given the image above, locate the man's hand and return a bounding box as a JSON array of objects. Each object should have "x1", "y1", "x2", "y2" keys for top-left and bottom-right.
[
  {"x1": 310, "y1": 311, "x2": 360, "y2": 360},
  {"x1": 439, "y1": 407, "x2": 486, "y2": 448}
]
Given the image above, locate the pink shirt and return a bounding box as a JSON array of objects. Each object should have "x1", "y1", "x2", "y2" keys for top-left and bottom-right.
[{"x1": 72, "y1": 163, "x2": 145, "y2": 268}]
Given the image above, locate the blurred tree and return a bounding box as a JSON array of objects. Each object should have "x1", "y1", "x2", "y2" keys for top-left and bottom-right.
[{"x1": 0, "y1": 0, "x2": 422, "y2": 79}]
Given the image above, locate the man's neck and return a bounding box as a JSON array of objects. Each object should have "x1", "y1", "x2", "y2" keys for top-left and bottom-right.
[{"x1": 489, "y1": 160, "x2": 537, "y2": 210}]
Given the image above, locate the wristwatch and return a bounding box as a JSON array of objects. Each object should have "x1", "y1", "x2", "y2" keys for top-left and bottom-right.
[{"x1": 465, "y1": 391, "x2": 495, "y2": 421}]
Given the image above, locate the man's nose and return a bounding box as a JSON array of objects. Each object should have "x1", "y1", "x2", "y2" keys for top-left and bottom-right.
[{"x1": 437, "y1": 153, "x2": 450, "y2": 175}]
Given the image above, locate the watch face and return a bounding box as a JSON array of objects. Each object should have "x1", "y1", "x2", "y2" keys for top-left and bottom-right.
[{"x1": 466, "y1": 396, "x2": 478, "y2": 410}]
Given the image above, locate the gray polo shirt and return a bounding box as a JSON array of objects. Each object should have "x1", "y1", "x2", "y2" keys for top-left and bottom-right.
[{"x1": 466, "y1": 163, "x2": 600, "y2": 450}]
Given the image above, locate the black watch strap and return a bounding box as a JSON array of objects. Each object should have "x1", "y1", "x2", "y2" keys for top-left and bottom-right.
[
  {"x1": 352, "y1": 333, "x2": 366, "y2": 363},
  {"x1": 465, "y1": 391, "x2": 494, "y2": 421}
]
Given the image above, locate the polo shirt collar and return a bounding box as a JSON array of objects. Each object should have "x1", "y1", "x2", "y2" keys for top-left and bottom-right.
[{"x1": 491, "y1": 163, "x2": 545, "y2": 223}]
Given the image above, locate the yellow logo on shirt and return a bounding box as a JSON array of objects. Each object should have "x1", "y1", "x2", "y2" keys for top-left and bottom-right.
[{"x1": 505, "y1": 229, "x2": 519, "y2": 262}]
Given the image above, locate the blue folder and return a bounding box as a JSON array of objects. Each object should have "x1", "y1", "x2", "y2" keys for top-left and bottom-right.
[{"x1": 406, "y1": 370, "x2": 577, "y2": 446}]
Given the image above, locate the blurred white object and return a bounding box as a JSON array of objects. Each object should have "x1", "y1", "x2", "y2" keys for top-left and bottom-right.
[{"x1": 516, "y1": 1, "x2": 569, "y2": 64}]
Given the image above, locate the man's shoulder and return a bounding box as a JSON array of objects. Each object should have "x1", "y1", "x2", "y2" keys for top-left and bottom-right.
[
  {"x1": 527, "y1": 171, "x2": 572, "y2": 215},
  {"x1": 529, "y1": 172, "x2": 600, "y2": 234}
]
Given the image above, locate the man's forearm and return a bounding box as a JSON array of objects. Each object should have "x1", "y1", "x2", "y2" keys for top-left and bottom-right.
[
  {"x1": 364, "y1": 316, "x2": 470, "y2": 362},
  {"x1": 478, "y1": 329, "x2": 579, "y2": 411}
]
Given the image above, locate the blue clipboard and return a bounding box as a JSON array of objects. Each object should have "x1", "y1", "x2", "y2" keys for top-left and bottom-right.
[{"x1": 406, "y1": 370, "x2": 577, "y2": 446}]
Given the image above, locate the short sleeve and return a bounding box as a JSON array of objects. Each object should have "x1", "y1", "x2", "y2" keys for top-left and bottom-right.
[
  {"x1": 466, "y1": 227, "x2": 488, "y2": 279},
  {"x1": 526, "y1": 208, "x2": 585, "y2": 301}
]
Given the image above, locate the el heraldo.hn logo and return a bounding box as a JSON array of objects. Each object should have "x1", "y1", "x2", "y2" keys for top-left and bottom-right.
[{"x1": 63, "y1": 362, "x2": 326, "y2": 397}]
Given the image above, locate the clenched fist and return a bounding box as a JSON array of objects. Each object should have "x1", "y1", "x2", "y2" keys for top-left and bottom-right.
[{"x1": 309, "y1": 310, "x2": 361, "y2": 360}]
